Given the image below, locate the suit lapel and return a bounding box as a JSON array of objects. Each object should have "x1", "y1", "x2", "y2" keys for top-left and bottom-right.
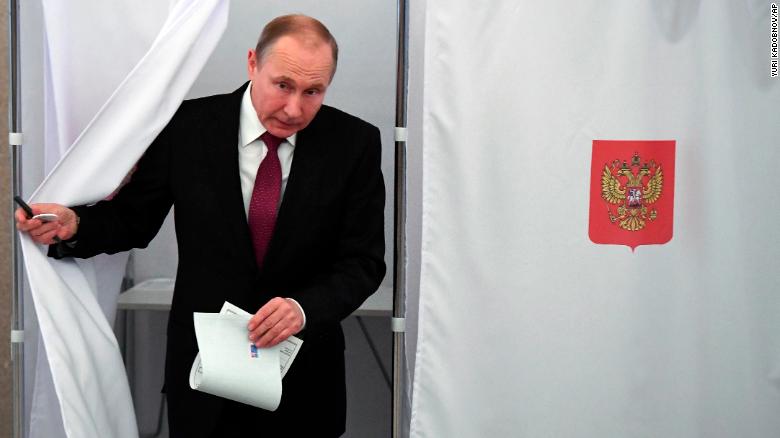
[
  {"x1": 202, "y1": 87, "x2": 332, "y2": 275},
  {"x1": 265, "y1": 112, "x2": 327, "y2": 271},
  {"x1": 206, "y1": 83, "x2": 257, "y2": 271}
]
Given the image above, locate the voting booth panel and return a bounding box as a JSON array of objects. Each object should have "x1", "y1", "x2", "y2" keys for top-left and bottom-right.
[{"x1": 409, "y1": 1, "x2": 780, "y2": 437}]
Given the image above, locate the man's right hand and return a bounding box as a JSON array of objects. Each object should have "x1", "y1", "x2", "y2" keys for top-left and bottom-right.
[{"x1": 15, "y1": 203, "x2": 79, "y2": 245}]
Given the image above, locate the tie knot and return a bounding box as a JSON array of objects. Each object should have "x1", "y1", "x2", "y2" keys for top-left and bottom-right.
[{"x1": 260, "y1": 131, "x2": 284, "y2": 152}]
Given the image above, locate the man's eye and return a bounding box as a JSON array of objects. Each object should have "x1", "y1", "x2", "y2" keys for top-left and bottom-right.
[
  {"x1": 305, "y1": 89, "x2": 319, "y2": 96},
  {"x1": 277, "y1": 82, "x2": 289, "y2": 90}
]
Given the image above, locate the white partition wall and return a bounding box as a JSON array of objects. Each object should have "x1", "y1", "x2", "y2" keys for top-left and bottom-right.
[{"x1": 410, "y1": 1, "x2": 780, "y2": 437}]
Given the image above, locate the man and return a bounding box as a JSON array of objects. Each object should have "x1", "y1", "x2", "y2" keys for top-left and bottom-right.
[{"x1": 16, "y1": 14, "x2": 385, "y2": 437}]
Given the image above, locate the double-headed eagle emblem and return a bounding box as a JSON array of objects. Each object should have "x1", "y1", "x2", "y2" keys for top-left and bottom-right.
[{"x1": 600, "y1": 152, "x2": 664, "y2": 231}]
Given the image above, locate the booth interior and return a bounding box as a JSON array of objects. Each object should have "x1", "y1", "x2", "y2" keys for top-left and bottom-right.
[{"x1": 16, "y1": 1, "x2": 403, "y2": 437}]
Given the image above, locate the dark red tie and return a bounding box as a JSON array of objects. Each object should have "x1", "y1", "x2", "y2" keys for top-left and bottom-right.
[{"x1": 248, "y1": 132, "x2": 284, "y2": 268}]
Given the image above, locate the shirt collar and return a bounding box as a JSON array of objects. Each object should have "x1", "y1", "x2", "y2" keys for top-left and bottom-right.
[{"x1": 239, "y1": 82, "x2": 297, "y2": 148}]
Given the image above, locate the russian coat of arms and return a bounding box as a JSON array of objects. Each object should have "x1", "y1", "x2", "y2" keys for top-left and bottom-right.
[
  {"x1": 600, "y1": 152, "x2": 663, "y2": 231},
  {"x1": 588, "y1": 140, "x2": 675, "y2": 250}
]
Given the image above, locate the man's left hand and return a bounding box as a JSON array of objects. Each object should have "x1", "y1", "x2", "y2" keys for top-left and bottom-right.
[{"x1": 248, "y1": 297, "x2": 304, "y2": 347}]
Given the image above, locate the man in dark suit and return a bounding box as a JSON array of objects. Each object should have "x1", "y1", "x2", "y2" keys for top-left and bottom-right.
[{"x1": 16, "y1": 14, "x2": 385, "y2": 437}]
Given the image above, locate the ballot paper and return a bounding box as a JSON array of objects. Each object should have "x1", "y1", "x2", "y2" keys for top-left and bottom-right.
[
  {"x1": 188, "y1": 301, "x2": 303, "y2": 411},
  {"x1": 219, "y1": 301, "x2": 303, "y2": 377}
]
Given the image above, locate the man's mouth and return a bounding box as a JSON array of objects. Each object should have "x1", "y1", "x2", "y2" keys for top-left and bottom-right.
[{"x1": 275, "y1": 119, "x2": 298, "y2": 128}]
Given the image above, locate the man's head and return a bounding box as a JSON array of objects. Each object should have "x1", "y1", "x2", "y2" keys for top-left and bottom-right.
[{"x1": 247, "y1": 15, "x2": 338, "y2": 138}]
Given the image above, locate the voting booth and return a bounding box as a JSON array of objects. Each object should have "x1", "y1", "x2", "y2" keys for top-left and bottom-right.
[{"x1": 10, "y1": 1, "x2": 404, "y2": 437}]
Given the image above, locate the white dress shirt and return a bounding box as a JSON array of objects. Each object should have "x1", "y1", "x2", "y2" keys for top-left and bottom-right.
[
  {"x1": 238, "y1": 83, "x2": 297, "y2": 216},
  {"x1": 238, "y1": 82, "x2": 306, "y2": 328}
]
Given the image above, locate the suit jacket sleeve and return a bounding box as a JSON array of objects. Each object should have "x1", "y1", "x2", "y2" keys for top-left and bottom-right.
[
  {"x1": 49, "y1": 115, "x2": 176, "y2": 259},
  {"x1": 286, "y1": 122, "x2": 386, "y2": 331}
]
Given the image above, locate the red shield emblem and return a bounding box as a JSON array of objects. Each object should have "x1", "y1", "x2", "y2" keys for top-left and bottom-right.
[{"x1": 589, "y1": 140, "x2": 676, "y2": 250}]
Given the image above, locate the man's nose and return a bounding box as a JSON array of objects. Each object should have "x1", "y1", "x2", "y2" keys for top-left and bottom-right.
[{"x1": 283, "y1": 94, "x2": 302, "y2": 119}]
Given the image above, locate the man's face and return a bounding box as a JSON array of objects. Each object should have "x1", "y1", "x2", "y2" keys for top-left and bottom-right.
[{"x1": 247, "y1": 35, "x2": 333, "y2": 138}]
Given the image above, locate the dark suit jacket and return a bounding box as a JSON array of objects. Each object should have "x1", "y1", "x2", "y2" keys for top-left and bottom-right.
[{"x1": 52, "y1": 83, "x2": 386, "y2": 437}]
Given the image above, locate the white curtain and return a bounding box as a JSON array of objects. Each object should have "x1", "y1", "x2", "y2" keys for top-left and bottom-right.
[
  {"x1": 21, "y1": 1, "x2": 228, "y2": 437},
  {"x1": 29, "y1": 3, "x2": 171, "y2": 436},
  {"x1": 410, "y1": 1, "x2": 780, "y2": 437}
]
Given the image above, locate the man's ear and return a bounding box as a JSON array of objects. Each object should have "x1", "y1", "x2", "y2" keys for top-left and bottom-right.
[{"x1": 247, "y1": 49, "x2": 257, "y2": 76}]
